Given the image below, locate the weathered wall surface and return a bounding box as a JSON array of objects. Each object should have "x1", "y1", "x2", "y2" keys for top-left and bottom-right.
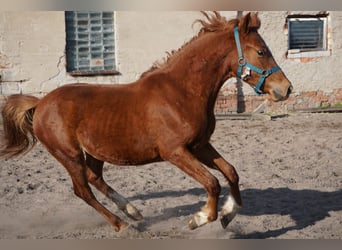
[
  {"x1": 0, "y1": 11, "x2": 341, "y2": 113},
  {"x1": 0, "y1": 12, "x2": 66, "y2": 95},
  {"x1": 0, "y1": 11, "x2": 122, "y2": 96},
  {"x1": 115, "y1": 11, "x2": 237, "y2": 83},
  {"x1": 260, "y1": 11, "x2": 342, "y2": 93}
]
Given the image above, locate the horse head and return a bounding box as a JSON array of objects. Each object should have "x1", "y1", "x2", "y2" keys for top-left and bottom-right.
[{"x1": 233, "y1": 12, "x2": 293, "y2": 101}]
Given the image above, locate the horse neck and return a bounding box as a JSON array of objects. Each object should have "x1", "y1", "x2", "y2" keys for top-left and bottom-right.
[{"x1": 166, "y1": 31, "x2": 234, "y2": 109}]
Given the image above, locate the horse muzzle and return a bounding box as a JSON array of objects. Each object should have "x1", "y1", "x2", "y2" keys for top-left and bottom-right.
[{"x1": 270, "y1": 83, "x2": 293, "y2": 102}]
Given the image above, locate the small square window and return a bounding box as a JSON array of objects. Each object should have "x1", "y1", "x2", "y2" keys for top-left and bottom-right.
[
  {"x1": 287, "y1": 15, "x2": 330, "y2": 58},
  {"x1": 65, "y1": 11, "x2": 119, "y2": 76}
]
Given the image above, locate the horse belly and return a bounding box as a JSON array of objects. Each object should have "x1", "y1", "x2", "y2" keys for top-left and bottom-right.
[{"x1": 78, "y1": 122, "x2": 161, "y2": 166}]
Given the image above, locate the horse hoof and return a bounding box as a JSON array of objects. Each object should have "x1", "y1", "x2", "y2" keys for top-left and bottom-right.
[
  {"x1": 220, "y1": 214, "x2": 234, "y2": 229},
  {"x1": 114, "y1": 220, "x2": 130, "y2": 232},
  {"x1": 117, "y1": 223, "x2": 142, "y2": 238},
  {"x1": 188, "y1": 211, "x2": 209, "y2": 230},
  {"x1": 188, "y1": 218, "x2": 199, "y2": 230},
  {"x1": 124, "y1": 204, "x2": 143, "y2": 221},
  {"x1": 127, "y1": 211, "x2": 143, "y2": 221}
]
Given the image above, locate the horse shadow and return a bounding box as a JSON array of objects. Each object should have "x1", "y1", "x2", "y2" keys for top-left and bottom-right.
[
  {"x1": 234, "y1": 187, "x2": 342, "y2": 238},
  {"x1": 128, "y1": 187, "x2": 342, "y2": 238}
]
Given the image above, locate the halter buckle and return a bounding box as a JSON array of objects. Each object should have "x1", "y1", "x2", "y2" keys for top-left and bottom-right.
[
  {"x1": 238, "y1": 57, "x2": 246, "y2": 66},
  {"x1": 262, "y1": 70, "x2": 270, "y2": 77}
]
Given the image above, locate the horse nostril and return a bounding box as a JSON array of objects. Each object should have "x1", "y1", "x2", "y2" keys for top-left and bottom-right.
[{"x1": 287, "y1": 85, "x2": 293, "y2": 96}]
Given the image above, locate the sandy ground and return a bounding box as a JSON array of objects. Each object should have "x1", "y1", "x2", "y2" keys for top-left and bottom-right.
[{"x1": 0, "y1": 112, "x2": 341, "y2": 239}]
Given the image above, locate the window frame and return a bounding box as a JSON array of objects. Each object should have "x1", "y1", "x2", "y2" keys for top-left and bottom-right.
[
  {"x1": 287, "y1": 15, "x2": 330, "y2": 59},
  {"x1": 65, "y1": 11, "x2": 119, "y2": 76}
]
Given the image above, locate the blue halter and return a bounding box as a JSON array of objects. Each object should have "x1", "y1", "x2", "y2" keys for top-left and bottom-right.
[{"x1": 233, "y1": 27, "x2": 281, "y2": 95}]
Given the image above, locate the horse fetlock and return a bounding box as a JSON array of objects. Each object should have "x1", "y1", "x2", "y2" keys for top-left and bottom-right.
[{"x1": 220, "y1": 194, "x2": 241, "y2": 229}]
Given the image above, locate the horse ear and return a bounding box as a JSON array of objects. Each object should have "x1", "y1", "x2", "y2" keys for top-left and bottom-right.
[{"x1": 239, "y1": 12, "x2": 261, "y2": 34}]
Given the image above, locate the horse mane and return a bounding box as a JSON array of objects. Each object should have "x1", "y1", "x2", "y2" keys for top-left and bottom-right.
[{"x1": 140, "y1": 11, "x2": 240, "y2": 78}]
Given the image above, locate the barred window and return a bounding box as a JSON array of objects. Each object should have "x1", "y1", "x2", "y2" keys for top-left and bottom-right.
[
  {"x1": 65, "y1": 11, "x2": 118, "y2": 76},
  {"x1": 287, "y1": 15, "x2": 330, "y2": 58}
]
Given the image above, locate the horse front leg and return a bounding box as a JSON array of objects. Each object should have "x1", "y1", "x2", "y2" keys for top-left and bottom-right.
[
  {"x1": 165, "y1": 146, "x2": 221, "y2": 230},
  {"x1": 193, "y1": 143, "x2": 242, "y2": 229}
]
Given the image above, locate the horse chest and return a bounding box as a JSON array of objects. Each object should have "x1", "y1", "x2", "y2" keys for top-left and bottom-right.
[{"x1": 188, "y1": 117, "x2": 216, "y2": 150}]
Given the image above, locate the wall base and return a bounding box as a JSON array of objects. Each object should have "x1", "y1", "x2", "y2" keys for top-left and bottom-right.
[{"x1": 215, "y1": 88, "x2": 342, "y2": 114}]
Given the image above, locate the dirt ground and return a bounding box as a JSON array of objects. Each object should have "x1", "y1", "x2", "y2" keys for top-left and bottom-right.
[{"x1": 0, "y1": 112, "x2": 341, "y2": 239}]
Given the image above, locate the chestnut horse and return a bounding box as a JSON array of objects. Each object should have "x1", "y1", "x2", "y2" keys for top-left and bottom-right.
[{"x1": 0, "y1": 12, "x2": 292, "y2": 232}]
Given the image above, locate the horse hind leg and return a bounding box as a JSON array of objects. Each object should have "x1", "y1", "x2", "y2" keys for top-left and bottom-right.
[
  {"x1": 44, "y1": 147, "x2": 128, "y2": 232},
  {"x1": 85, "y1": 152, "x2": 143, "y2": 221}
]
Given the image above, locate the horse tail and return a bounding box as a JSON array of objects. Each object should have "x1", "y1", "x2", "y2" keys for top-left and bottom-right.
[{"x1": 0, "y1": 94, "x2": 40, "y2": 159}]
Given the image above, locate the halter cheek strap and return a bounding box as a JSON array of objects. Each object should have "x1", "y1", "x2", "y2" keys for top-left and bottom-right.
[{"x1": 234, "y1": 27, "x2": 281, "y2": 95}]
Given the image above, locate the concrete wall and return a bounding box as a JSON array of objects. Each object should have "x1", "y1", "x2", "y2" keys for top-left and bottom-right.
[{"x1": 1, "y1": 11, "x2": 342, "y2": 113}]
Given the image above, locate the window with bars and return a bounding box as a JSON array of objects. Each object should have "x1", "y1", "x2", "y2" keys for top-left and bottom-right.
[
  {"x1": 65, "y1": 11, "x2": 118, "y2": 76},
  {"x1": 287, "y1": 15, "x2": 330, "y2": 58}
]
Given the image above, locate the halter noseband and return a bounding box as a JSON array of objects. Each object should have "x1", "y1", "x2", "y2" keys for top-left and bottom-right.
[{"x1": 233, "y1": 27, "x2": 281, "y2": 95}]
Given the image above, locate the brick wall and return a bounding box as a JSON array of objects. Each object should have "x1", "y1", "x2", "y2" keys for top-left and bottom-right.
[{"x1": 215, "y1": 88, "x2": 342, "y2": 114}]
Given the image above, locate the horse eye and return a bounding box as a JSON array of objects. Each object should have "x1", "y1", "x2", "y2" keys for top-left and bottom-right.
[{"x1": 257, "y1": 50, "x2": 265, "y2": 56}]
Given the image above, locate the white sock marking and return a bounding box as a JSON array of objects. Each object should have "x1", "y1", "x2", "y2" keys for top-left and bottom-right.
[
  {"x1": 222, "y1": 194, "x2": 241, "y2": 215},
  {"x1": 193, "y1": 211, "x2": 209, "y2": 226}
]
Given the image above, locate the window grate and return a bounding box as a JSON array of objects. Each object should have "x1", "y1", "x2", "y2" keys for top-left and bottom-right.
[
  {"x1": 65, "y1": 11, "x2": 118, "y2": 75},
  {"x1": 288, "y1": 17, "x2": 327, "y2": 52}
]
